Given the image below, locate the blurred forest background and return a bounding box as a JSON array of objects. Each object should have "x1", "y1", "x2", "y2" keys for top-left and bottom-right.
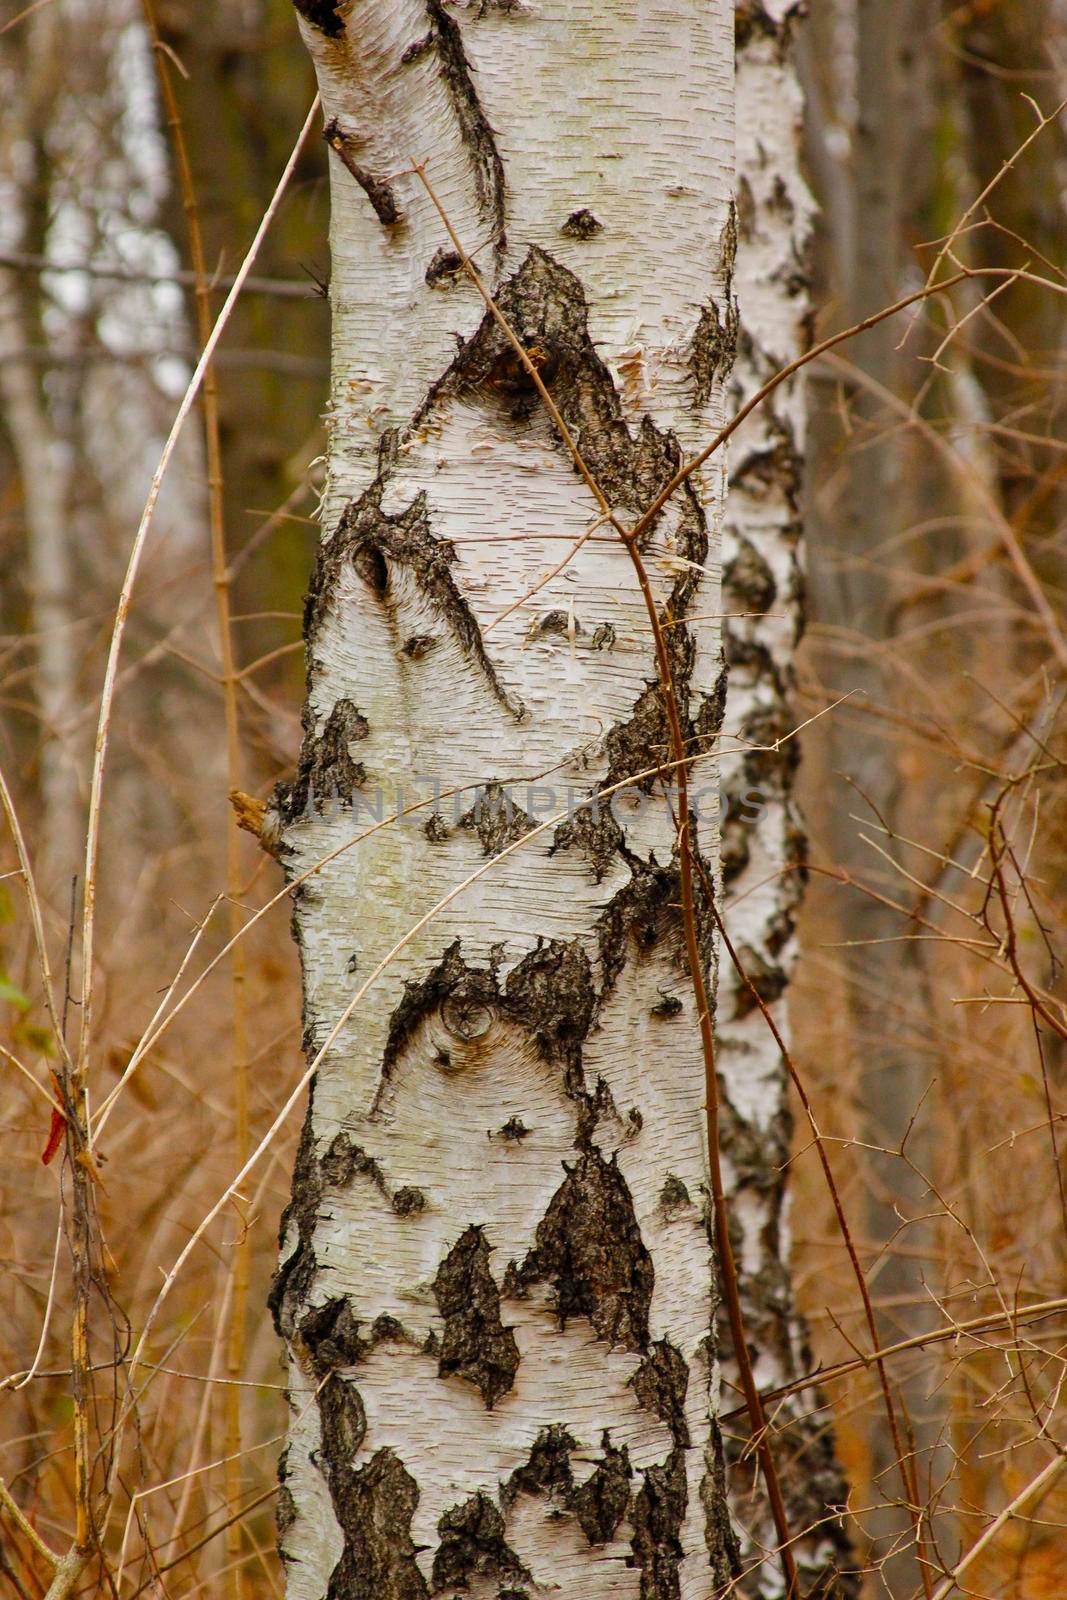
[{"x1": 2, "y1": 1, "x2": 1067, "y2": 1596}]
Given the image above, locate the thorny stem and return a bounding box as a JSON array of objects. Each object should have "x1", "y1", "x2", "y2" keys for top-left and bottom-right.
[
  {"x1": 141, "y1": 5, "x2": 252, "y2": 1591},
  {"x1": 413, "y1": 161, "x2": 802, "y2": 1597}
]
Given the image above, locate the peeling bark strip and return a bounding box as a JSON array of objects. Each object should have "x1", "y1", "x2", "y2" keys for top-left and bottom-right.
[{"x1": 280, "y1": 1, "x2": 747, "y2": 1596}]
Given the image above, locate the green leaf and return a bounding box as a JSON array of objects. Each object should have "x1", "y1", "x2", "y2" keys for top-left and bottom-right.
[
  {"x1": 17, "y1": 1021, "x2": 56, "y2": 1056},
  {"x1": 0, "y1": 971, "x2": 30, "y2": 1011}
]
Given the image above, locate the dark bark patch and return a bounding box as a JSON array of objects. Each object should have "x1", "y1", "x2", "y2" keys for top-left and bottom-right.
[
  {"x1": 321, "y1": 1133, "x2": 388, "y2": 1195},
  {"x1": 730, "y1": 943, "x2": 787, "y2": 1020},
  {"x1": 426, "y1": 0, "x2": 507, "y2": 252},
  {"x1": 701, "y1": 1424, "x2": 742, "y2": 1593},
  {"x1": 535, "y1": 607, "x2": 579, "y2": 635},
  {"x1": 375, "y1": 943, "x2": 493, "y2": 1106},
  {"x1": 659, "y1": 1174, "x2": 690, "y2": 1213},
  {"x1": 504, "y1": 1423, "x2": 576, "y2": 1504},
  {"x1": 431, "y1": 1492, "x2": 528, "y2": 1593},
  {"x1": 571, "y1": 1437, "x2": 631, "y2": 1545},
  {"x1": 432, "y1": 1226, "x2": 520, "y2": 1408},
  {"x1": 504, "y1": 938, "x2": 597, "y2": 1074},
  {"x1": 269, "y1": 1086, "x2": 321, "y2": 1340},
  {"x1": 604, "y1": 683, "x2": 672, "y2": 791},
  {"x1": 324, "y1": 1447, "x2": 429, "y2": 1600},
  {"x1": 294, "y1": 0, "x2": 345, "y2": 37},
  {"x1": 735, "y1": 0, "x2": 800, "y2": 48},
  {"x1": 277, "y1": 1447, "x2": 296, "y2": 1551},
  {"x1": 720, "y1": 788, "x2": 752, "y2": 887},
  {"x1": 691, "y1": 297, "x2": 739, "y2": 408},
  {"x1": 300, "y1": 1297, "x2": 366, "y2": 1374},
  {"x1": 724, "y1": 537, "x2": 776, "y2": 614},
  {"x1": 425, "y1": 247, "x2": 464, "y2": 287},
  {"x1": 400, "y1": 30, "x2": 433, "y2": 63},
  {"x1": 324, "y1": 121, "x2": 403, "y2": 226},
  {"x1": 550, "y1": 801, "x2": 626, "y2": 884},
  {"x1": 510, "y1": 1148, "x2": 653, "y2": 1350},
  {"x1": 629, "y1": 1340, "x2": 691, "y2": 1448},
  {"x1": 630, "y1": 1447, "x2": 688, "y2": 1600},
  {"x1": 319, "y1": 1370, "x2": 368, "y2": 1472},
  {"x1": 496, "y1": 1115, "x2": 530, "y2": 1142},
  {"x1": 561, "y1": 208, "x2": 603, "y2": 239},
  {"x1": 281, "y1": 698, "x2": 369, "y2": 824},
  {"x1": 459, "y1": 781, "x2": 536, "y2": 855},
  {"x1": 322, "y1": 467, "x2": 523, "y2": 721},
  {"x1": 321, "y1": 1134, "x2": 427, "y2": 1218},
  {"x1": 596, "y1": 864, "x2": 679, "y2": 999},
  {"x1": 429, "y1": 248, "x2": 704, "y2": 570}
]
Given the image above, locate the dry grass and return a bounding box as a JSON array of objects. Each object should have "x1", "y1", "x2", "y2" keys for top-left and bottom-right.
[{"x1": 2, "y1": 28, "x2": 1067, "y2": 1600}]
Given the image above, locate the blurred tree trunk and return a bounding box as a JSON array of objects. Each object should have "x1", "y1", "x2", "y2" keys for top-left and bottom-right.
[
  {"x1": 0, "y1": 6, "x2": 82, "y2": 885},
  {"x1": 0, "y1": 0, "x2": 213, "y2": 899},
  {"x1": 266, "y1": 3, "x2": 790, "y2": 1596},
  {"x1": 798, "y1": 0, "x2": 958, "y2": 1587}
]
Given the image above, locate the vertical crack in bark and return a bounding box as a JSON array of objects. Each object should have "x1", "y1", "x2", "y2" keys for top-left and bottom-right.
[
  {"x1": 432, "y1": 1226, "x2": 520, "y2": 1408},
  {"x1": 426, "y1": 0, "x2": 507, "y2": 255},
  {"x1": 507, "y1": 1147, "x2": 653, "y2": 1350}
]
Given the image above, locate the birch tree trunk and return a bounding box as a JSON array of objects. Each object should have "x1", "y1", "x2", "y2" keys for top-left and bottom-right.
[
  {"x1": 720, "y1": 5, "x2": 854, "y2": 1593},
  {"x1": 271, "y1": 4, "x2": 773, "y2": 1595}
]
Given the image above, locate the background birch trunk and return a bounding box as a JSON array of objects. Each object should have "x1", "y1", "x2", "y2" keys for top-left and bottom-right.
[
  {"x1": 721, "y1": 4, "x2": 854, "y2": 1593},
  {"x1": 271, "y1": 2, "x2": 743, "y2": 1595}
]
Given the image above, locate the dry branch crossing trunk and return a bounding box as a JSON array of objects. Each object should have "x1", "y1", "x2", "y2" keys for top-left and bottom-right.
[{"x1": 271, "y1": 4, "x2": 759, "y2": 1596}]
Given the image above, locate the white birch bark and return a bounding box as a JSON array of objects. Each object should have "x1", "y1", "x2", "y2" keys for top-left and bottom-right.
[
  {"x1": 272, "y1": 3, "x2": 743, "y2": 1596},
  {"x1": 719, "y1": 5, "x2": 854, "y2": 1594}
]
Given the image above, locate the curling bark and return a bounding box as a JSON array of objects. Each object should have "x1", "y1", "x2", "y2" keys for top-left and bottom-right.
[{"x1": 270, "y1": 4, "x2": 833, "y2": 1596}]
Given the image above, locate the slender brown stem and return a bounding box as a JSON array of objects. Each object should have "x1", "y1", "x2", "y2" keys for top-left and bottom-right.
[
  {"x1": 706, "y1": 877, "x2": 932, "y2": 1590},
  {"x1": 141, "y1": 8, "x2": 250, "y2": 1594}
]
